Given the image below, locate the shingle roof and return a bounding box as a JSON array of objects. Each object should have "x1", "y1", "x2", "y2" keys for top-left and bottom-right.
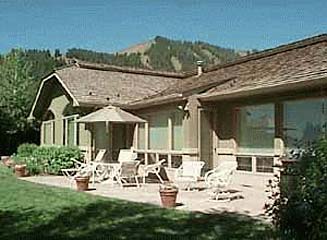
[
  {"x1": 129, "y1": 34, "x2": 327, "y2": 107},
  {"x1": 55, "y1": 64, "x2": 183, "y2": 106},
  {"x1": 199, "y1": 35, "x2": 327, "y2": 101}
]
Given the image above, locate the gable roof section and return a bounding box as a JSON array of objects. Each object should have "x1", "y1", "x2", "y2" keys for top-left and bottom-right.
[
  {"x1": 29, "y1": 63, "x2": 183, "y2": 118},
  {"x1": 55, "y1": 66, "x2": 181, "y2": 106},
  {"x1": 29, "y1": 73, "x2": 78, "y2": 119},
  {"x1": 129, "y1": 34, "x2": 327, "y2": 108}
]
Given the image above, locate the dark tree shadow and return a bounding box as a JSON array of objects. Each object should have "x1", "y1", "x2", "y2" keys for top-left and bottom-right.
[{"x1": 0, "y1": 199, "x2": 275, "y2": 240}]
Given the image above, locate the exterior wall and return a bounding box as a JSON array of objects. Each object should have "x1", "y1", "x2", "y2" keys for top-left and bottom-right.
[
  {"x1": 182, "y1": 96, "x2": 200, "y2": 161},
  {"x1": 39, "y1": 81, "x2": 92, "y2": 159},
  {"x1": 213, "y1": 104, "x2": 236, "y2": 168},
  {"x1": 133, "y1": 103, "x2": 193, "y2": 168},
  {"x1": 49, "y1": 94, "x2": 70, "y2": 145}
]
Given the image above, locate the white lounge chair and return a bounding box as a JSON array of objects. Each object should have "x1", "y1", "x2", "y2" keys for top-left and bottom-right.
[
  {"x1": 99, "y1": 149, "x2": 138, "y2": 183},
  {"x1": 117, "y1": 149, "x2": 137, "y2": 163},
  {"x1": 175, "y1": 161, "x2": 205, "y2": 190},
  {"x1": 204, "y1": 161, "x2": 237, "y2": 201},
  {"x1": 61, "y1": 159, "x2": 88, "y2": 187},
  {"x1": 61, "y1": 149, "x2": 107, "y2": 186},
  {"x1": 142, "y1": 159, "x2": 166, "y2": 184},
  {"x1": 116, "y1": 160, "x2": 141, "y2": 187}
]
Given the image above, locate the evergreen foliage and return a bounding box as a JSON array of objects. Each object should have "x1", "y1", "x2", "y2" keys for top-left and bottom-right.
[
  {"x1": 66, "y1": 48, "x2": 143, "y2": 68},
  {"x1": 0, "y1": 49, "x2": 65, "y2": 155},
  {"x1": 66, "y1": 36, "x2": 241, "y2": 72}
]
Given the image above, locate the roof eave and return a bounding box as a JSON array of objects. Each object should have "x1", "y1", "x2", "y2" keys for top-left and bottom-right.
[
  {"x1": 126, "y1": 94, "x2": 185, "y2": 110},
  {"x1": 29, "y1": 72, "x2": 80, "y2": 119},
  {"x1": 198, "y1": 76, "x2": 327, "y2": 102}
]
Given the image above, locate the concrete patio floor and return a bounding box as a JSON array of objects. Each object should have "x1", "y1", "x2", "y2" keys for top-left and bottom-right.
[{"x1": 22, "y1": 172, "x2": 273, "y2": 219}]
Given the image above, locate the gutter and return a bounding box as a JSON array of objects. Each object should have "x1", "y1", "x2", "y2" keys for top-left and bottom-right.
[
  {"x1": 198, "y1": 76, "x2": 327, "y2": 102},
  {"x1": 126, "y1": 93, "x2": 185, "y2": 110}
]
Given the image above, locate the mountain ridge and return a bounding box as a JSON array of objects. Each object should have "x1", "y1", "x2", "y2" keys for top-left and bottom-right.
[{"x1": 66, "y1": 36, "x2": 247, "y2": 72}]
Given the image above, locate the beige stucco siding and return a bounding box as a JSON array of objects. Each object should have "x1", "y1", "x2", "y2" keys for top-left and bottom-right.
[{"x1": 40, "y1": 81, "x2": 92, "y2": 150}]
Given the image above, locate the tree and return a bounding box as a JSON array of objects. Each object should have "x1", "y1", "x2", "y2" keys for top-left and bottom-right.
[
  {"x1": 0, "y1": 49, "x2": 36, "y2": 154},
  {"x1": 54, "y1": 49, "x2": 61, "y2": 58}
]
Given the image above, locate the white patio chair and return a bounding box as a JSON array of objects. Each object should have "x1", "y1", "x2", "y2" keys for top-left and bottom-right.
[
  {"x1": 61, "y1": 159, "x2": 89, "y2": 187},
  {"x1": 116, "y1": 160, "x2": 141, "y2": 187},
  {"x1": 61, "y1": 149, "x2": 107, "y2": 186},
  {"x1": 175, "y1": 161, "x2": 205, "y2": 190},
  {"x1": 117, "y1": 149, "x2": 137, "y2": 163},
  {"x1": 99, "y1": 149, "x2": 138, "y2": 184},
  {"x1": 204, "y1": 161, "x2": 237, "y2": 201},
  {"x1": 142, "y1": 159, "x2": 166, "y2": 184}
]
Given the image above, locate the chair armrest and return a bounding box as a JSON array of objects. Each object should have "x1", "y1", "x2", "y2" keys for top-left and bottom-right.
[
  {"x1": 204, "y1": 169, "x2": 215, "y2": 181},
  {"x1": 144, "y1": 159, "x2": 166, "y2": 171},
  {"x1": 175, "y1": 165, "x2": 183, "y2": 178},
  {"x1": 71, "y1": 158, "x2": 86, "y2": 167}
]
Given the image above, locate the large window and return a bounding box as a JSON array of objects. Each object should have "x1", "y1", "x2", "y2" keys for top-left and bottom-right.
[
  {"x1": 43, "y1": 120, "x2": 55, "y2": 145},
  {"x1": 137, "y1": 123, "x2": 145, "y2": 149},
  {"x1": 237, "y1": 104, "x2": 275, "y2": 153},
  {"x1": 149, "y1": 114, "x2": 169, "y2": 150},
  {"x1": 283, "y1": 98, "x2": 327, "y2": 149},
  {"x1": 172, "y1": 111, "x2": 183, "y2": 150},
  {"x1": 63, "y1": 115, "x2": 79, "y2": 146}
]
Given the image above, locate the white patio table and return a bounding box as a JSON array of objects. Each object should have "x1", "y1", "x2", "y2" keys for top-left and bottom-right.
[{"x1": 98, "y1": 163, "x2": 121, "y2": 184}]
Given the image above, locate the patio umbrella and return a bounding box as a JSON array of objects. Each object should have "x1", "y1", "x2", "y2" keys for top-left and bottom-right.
[{"x1": 76, "y1": 106, "x2": 147, "y2": 123}]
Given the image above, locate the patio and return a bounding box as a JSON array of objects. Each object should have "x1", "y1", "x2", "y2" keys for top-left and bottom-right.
[{"x1": 22, "y1": 172, "x2": 272, "y2": 219}]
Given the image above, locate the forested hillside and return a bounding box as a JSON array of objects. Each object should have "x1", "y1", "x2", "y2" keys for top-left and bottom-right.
[{"x1": 66, "y1": 36, "x2": 242, "y2": 72}]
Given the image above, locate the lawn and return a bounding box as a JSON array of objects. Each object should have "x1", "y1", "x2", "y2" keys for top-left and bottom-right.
[{"x1": 0, "y1": 165, "x2": 274, "y2": 239}]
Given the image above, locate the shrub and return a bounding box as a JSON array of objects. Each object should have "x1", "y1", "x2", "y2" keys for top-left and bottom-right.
[
  {"x1": 16, "y1": 143, "x2": 38, "y2": 157},
  {"x1": 266, "y1": 139, "x2": 327, "y2": 239},
  {"x1": 12, "y1": 145, "x2": 82, "y2": 175},
  {"x1": 34, "y1": 146, "x2": 82, "y2": 175}
]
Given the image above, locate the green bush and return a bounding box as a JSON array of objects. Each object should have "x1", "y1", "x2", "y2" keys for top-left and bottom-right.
[
  {"x1": 267, "y1": 139, "x2": 327, "y2": 239},
  {"x1": 12, "y1": 145, "x2": 82, "y2": 175},
  {"x1": 16, "y1": 143, "x2": 38, "y2": 157}
]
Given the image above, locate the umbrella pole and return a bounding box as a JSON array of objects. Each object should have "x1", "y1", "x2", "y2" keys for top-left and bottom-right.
[
  {"x1": 106, "y1": 121, "x2": 109, "y2": 133},
  {"x1": 93, "y1": 166, "x2": 96, "y2": 189}
]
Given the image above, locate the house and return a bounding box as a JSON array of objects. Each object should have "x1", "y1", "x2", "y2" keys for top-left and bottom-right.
[{"x1": 29, "y1": 34, "x2": 327, "y2": 175}]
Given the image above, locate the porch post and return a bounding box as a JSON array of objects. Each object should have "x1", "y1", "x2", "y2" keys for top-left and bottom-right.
[
  {"x1": 144, "y1": 122, "x2": 149, "y2": 165},
  {"x1": 168, "y1": 116, "x2": 173, "y2": 167},
  {"x1": 182, "y1": 96, "x2": 200, "y2": 161}
]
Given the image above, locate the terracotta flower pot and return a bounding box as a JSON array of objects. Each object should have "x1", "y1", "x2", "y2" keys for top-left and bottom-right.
[
  {"x1": 75, "y1": 176, "x2": 90, "y2": 191},
  {"x1": 1, "y1": 156, "x2": 13, "y2": 167},
  {"x1": 14, "y1": 164, "x2": 27, "y2": 177},
  {"x1": 159, "y1": 189, "x2": 178, "y2": 208}
]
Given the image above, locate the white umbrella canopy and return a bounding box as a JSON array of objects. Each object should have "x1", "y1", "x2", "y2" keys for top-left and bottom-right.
[{"x1": 76, "y1": 106, "x2": 147, "y2": 123}]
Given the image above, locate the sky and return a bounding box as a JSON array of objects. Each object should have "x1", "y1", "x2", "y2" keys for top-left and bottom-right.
[{"x1": 0, "y1": 0, "x2": 326, "y2": 54}]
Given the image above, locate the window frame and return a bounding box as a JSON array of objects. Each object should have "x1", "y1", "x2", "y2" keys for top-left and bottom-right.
[
  {"x1": 62, "y1": 114, "x2": 79, "y2": 146},
  {"x1": 42, "y1": 119, "x2": 55, "y2": 145},
  {"x1": 234, "y1": 103, "x2": 276, "y2": 154}
]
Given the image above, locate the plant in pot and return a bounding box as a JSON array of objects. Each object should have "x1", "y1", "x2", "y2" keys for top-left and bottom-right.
[
  {"x1": 13, "y1": 158, "x2": 27, "y2": 177},
  {"x1": 75, "y1": 170, "x2": 91, "y2": 191},
  {"x1": 159, "y1": 183, "x2": 179, "y2": 208},
  {"x1": 1, "y1": 156, "x2": 14, "y2": 168}
]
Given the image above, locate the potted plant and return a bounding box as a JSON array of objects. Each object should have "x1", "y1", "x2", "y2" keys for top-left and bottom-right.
[
  {"x1": 75, "y1": 171, "x2": 90, "y2": 191},
  {"x1": 1, "y1": 156, "x2": 14, "y2": 168},
  {"x1": 14, "y1": 162, "x2": 27, "y2": 177},
  {"x1": 159, "y1": 183, "x2": 179, "y2": 208}
]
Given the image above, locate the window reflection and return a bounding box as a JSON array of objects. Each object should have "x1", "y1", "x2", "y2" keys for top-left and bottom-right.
[
  {"x1": 237, "y1": 104, "x2": 275, "y2": 153},
  {"x1": 283, "y1": 98, "x2": 327, "y2": 150}
]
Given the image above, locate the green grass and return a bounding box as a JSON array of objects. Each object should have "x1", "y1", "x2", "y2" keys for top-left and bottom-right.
[{"x1": 0, "y1": 165, "x2": 274, "y2": 239}]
